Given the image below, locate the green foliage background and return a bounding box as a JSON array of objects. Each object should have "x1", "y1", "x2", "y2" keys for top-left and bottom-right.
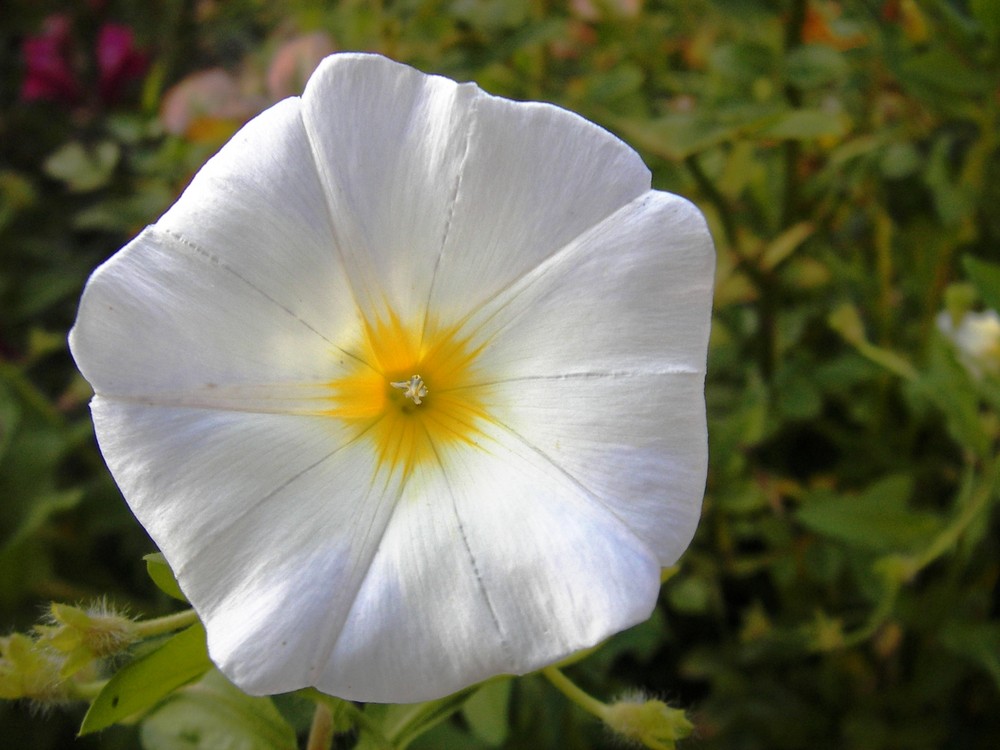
[{"x1": 2, "y1": 0, "x2": 1000, "y2": 747}]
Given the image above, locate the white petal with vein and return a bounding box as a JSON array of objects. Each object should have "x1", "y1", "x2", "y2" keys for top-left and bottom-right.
[
  {"x1": 318, "y1": 422, "x2": 660, "y2": 702},
  {"x1": 91, "y1": 399, "x2": 400, "y2": 695}
]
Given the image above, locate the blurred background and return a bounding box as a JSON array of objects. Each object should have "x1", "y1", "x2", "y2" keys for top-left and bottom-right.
[{"x1": 2, "y1": 1, "x2": 999, "y2": 748}]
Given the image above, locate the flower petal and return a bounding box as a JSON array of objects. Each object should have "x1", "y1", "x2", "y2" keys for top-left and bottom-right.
[
  {"x1": 426, "y1": 83, "x2": 651, "y2": 320},
  {"x1": 457, "y1": 189, "x2": 714, "y2": 562},
  {"x1": 300, "y1": 54, "x2": 651, "y2": 325},
  {"x1": 69, "y1": 223, "x2": 350, "y2": 410},
  {"x1": 69, "y1": 96, "x2": 359, "y2": 409},
  {"x1": 300, "y1": 54, "x2": 480, "y2": 322},
  {"x1": 157, "y1": 97, "x2": 355, "y2": 342},
  {"x1": 480, "y1": 373, "x2": 706, "y2": 565},
  {"x1": 466, "y1": 189, "x2": 714, "y2": 376},
  {"x1": 314, "y1": 422, "x2": 660, "y2": 702},
  {"x1": 92, "y1": 398, "x2": 659, "y2": 702},
  {"x1": 90, "y1": 398, "x2": 401, "y2": 695}
]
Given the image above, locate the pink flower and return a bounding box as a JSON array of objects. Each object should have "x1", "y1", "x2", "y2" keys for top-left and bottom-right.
[
  {"x1": 96, "y1": 24, "x2": 148, "y2": 105},
  {"x1": 21, "y1": 15, "x2": 80, "y2": 105},
  {"x1": 159, "y1": 69, "x2": 266, "y2": 138},
  {"x1": 20, "y1": 15, "x2": 147, "y2": 107}
]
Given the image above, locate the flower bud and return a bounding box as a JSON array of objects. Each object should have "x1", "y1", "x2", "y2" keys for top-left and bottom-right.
[
  {"x1": 603, "y1": 695, "x2": 694, "y2": 750},
  {"x1": 35, "y1": 602, "x2": 137, "y2": 677},
  {"x1": 0, "y1": 633, "x2": 68, "y2": 702},
  {"x1": 937, "y1": 308, "x2": 1000, "y2": 378}
]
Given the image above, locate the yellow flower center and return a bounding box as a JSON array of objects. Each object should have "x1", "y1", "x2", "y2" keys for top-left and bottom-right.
[{"x1": 327, "y1": 310, "x2": 490, "y2": 479}]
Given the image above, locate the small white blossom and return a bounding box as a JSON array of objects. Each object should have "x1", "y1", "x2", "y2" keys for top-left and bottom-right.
[
  {"x1": 937, "y1": 308, "x2": 1000, "y2": 377},
  {"x1": 70, "y1": 54, "x2": 715, "y2": 702}
]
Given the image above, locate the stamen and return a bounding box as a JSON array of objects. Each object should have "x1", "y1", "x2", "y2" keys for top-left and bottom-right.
[{"x1": 390, "y1": 375, "x2": 428, "y2": 405}]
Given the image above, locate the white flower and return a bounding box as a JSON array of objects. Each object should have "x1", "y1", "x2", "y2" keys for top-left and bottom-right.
[
  {"x1": 937, "y1": 308, "x2": 1000, "y2": 377},
  {"x1": 69, "y1": 53, "x2": 715, "y2": 703}
]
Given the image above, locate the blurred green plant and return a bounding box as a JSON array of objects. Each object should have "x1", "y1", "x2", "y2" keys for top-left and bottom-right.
[{"x1": 1, "y1": 0, "x2": 999, "y2": 748}]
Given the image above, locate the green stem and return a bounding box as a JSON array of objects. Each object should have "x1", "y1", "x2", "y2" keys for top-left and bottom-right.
[
  {"x1": 838, "y1": 585, "x2": 900, "y2": 649},
  {"x1": 684, "y1": 154, "x2": 738, "y2": 251},
  {"x1": 133, "y1": 608, "x2": 199, "y2": 639},
  {"x1": 306, "y1": 701, "x2": 335, "y2": 750},
  {"x1": 541, "y1": 666, "x2": 610, "y2": 721},
  {"x1": 915, "y1": 460, "x2": 997, "y2": 571},
  {"x1": 301, "y1": 689, "x2": 392, "y2": 749},
  {"x1": 0, "y1": 361, "x2": 64, "y2": 427},
  {"x1": 817, "y1": 458, "x2": 998, "y2": 652},
  {"x1": 781, "y1": 0, "x2": 807, "y2": 228}
]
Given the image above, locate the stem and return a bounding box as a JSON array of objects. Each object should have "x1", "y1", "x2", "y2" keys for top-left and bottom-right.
[
  {"x1": 874, "y1": 211, "x2": 895, "y2": 344},
  {"x1": 306, "y1": 702, "x2": 335, "y2": 750},
  {"x1": 133, "y1": 608, "x2": 199, "y2": 639},
  {"x1": 837, "y1": 585, "x2": 900, "y2": 650},
  {"x1": 815, "y1": 458, "x2": 998, "y2": 652},
  {"x1": 684, "y1": 154, "x2": 738, "y2": 251},
  {"x1": 301, "y1": 689, "x2": 393, "y2": 749},
  {"x1": 781, "y1": 0, "x2": 807, "y2": 228},
  {"x1": 0, "y1": 361, "x2": 64, "y2": 427},
  {"x1": 541, "y1": 667, "x2": 609, "y2": 721},
  {"x1": 915, "y1": 460, "x2": 997, "y2": 571}
]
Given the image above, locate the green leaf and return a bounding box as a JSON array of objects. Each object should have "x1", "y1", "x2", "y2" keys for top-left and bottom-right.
[
  {"x1": 461, "y1": 679, "x2": 512, "y2": 746},
  {"x1": 145, "y1": 553, "x2": 189, "y2": 602},
  {"x1": 757, "y1": 109, "x2": 848, "y2": 140},
  {"x1": 362, "y1": 685, "x2": 479, "y2": 750},
  {"x1": 710, "y1": 41, "x2": 776, "y2": 81},
  {"x1": 140, "y1": 669, "x2": 297, "y2": 750},
  {"x1": 667, "y1": 575, "x2": 714, "y2": 615},
  {"x1": 963, "y1": 255, "x2": 1000, "y2": 313},
  {"x1": 897, "y1": 47, "x2": 993, "y2": 104},
  {"x1": 972, "y1": 0, "x2": 1000, "y2": 38},
  {"x1": 0, "y1": 381, "x2": 22, "y2": 463},
  {"x1": 611, "y1": 103, "x2": 779, "y2": 160},
  {"x1": 939, "y1": 620, "x2": 1000, "y2": 692},
  {"x1": 880, "y1": 142, "x2": 921, "y2": 179},
  {"x1": 797, "y1": 475, "x2": 940, "y2": 553},
  {"x1": 924, "y1": 135, "x2": 975, "y2": 225},
  {"x1": 584, "y1": 64, "x2": 645, "y2": 105},
  {"x1": 911, "y1": 337, "x2": 991, "y2": 457},
  {"x1": 611, "y1": 115, "x2": 738, "y2": 161},
  {"x1": 80, "y1": 622, "x2": 211, "y2": 734},
  {"x1": 42, "y1": 141, "x2": 120, "y2": 193},
  {"x1": 0, "y1": 489, "x2": 83, "y2": 555},
  {"x1": 785, "y1": 44, "x2": 849, "y2": 89}
]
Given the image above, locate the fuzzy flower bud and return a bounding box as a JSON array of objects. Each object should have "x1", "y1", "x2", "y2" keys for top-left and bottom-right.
[
  {"x1": 603, "y1": 695, "x2": 694, "y2": 750},
  {"x1": 34, "y1": 602, "x2": 137, "y2": 677},
  {"x1": 0, "y1": 633, "x2": 69, "y2": 703}
]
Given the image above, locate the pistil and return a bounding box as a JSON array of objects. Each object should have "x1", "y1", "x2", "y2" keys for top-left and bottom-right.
[{"x1": 390, "y1": 375, "x2": 428, "y2": 405}]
